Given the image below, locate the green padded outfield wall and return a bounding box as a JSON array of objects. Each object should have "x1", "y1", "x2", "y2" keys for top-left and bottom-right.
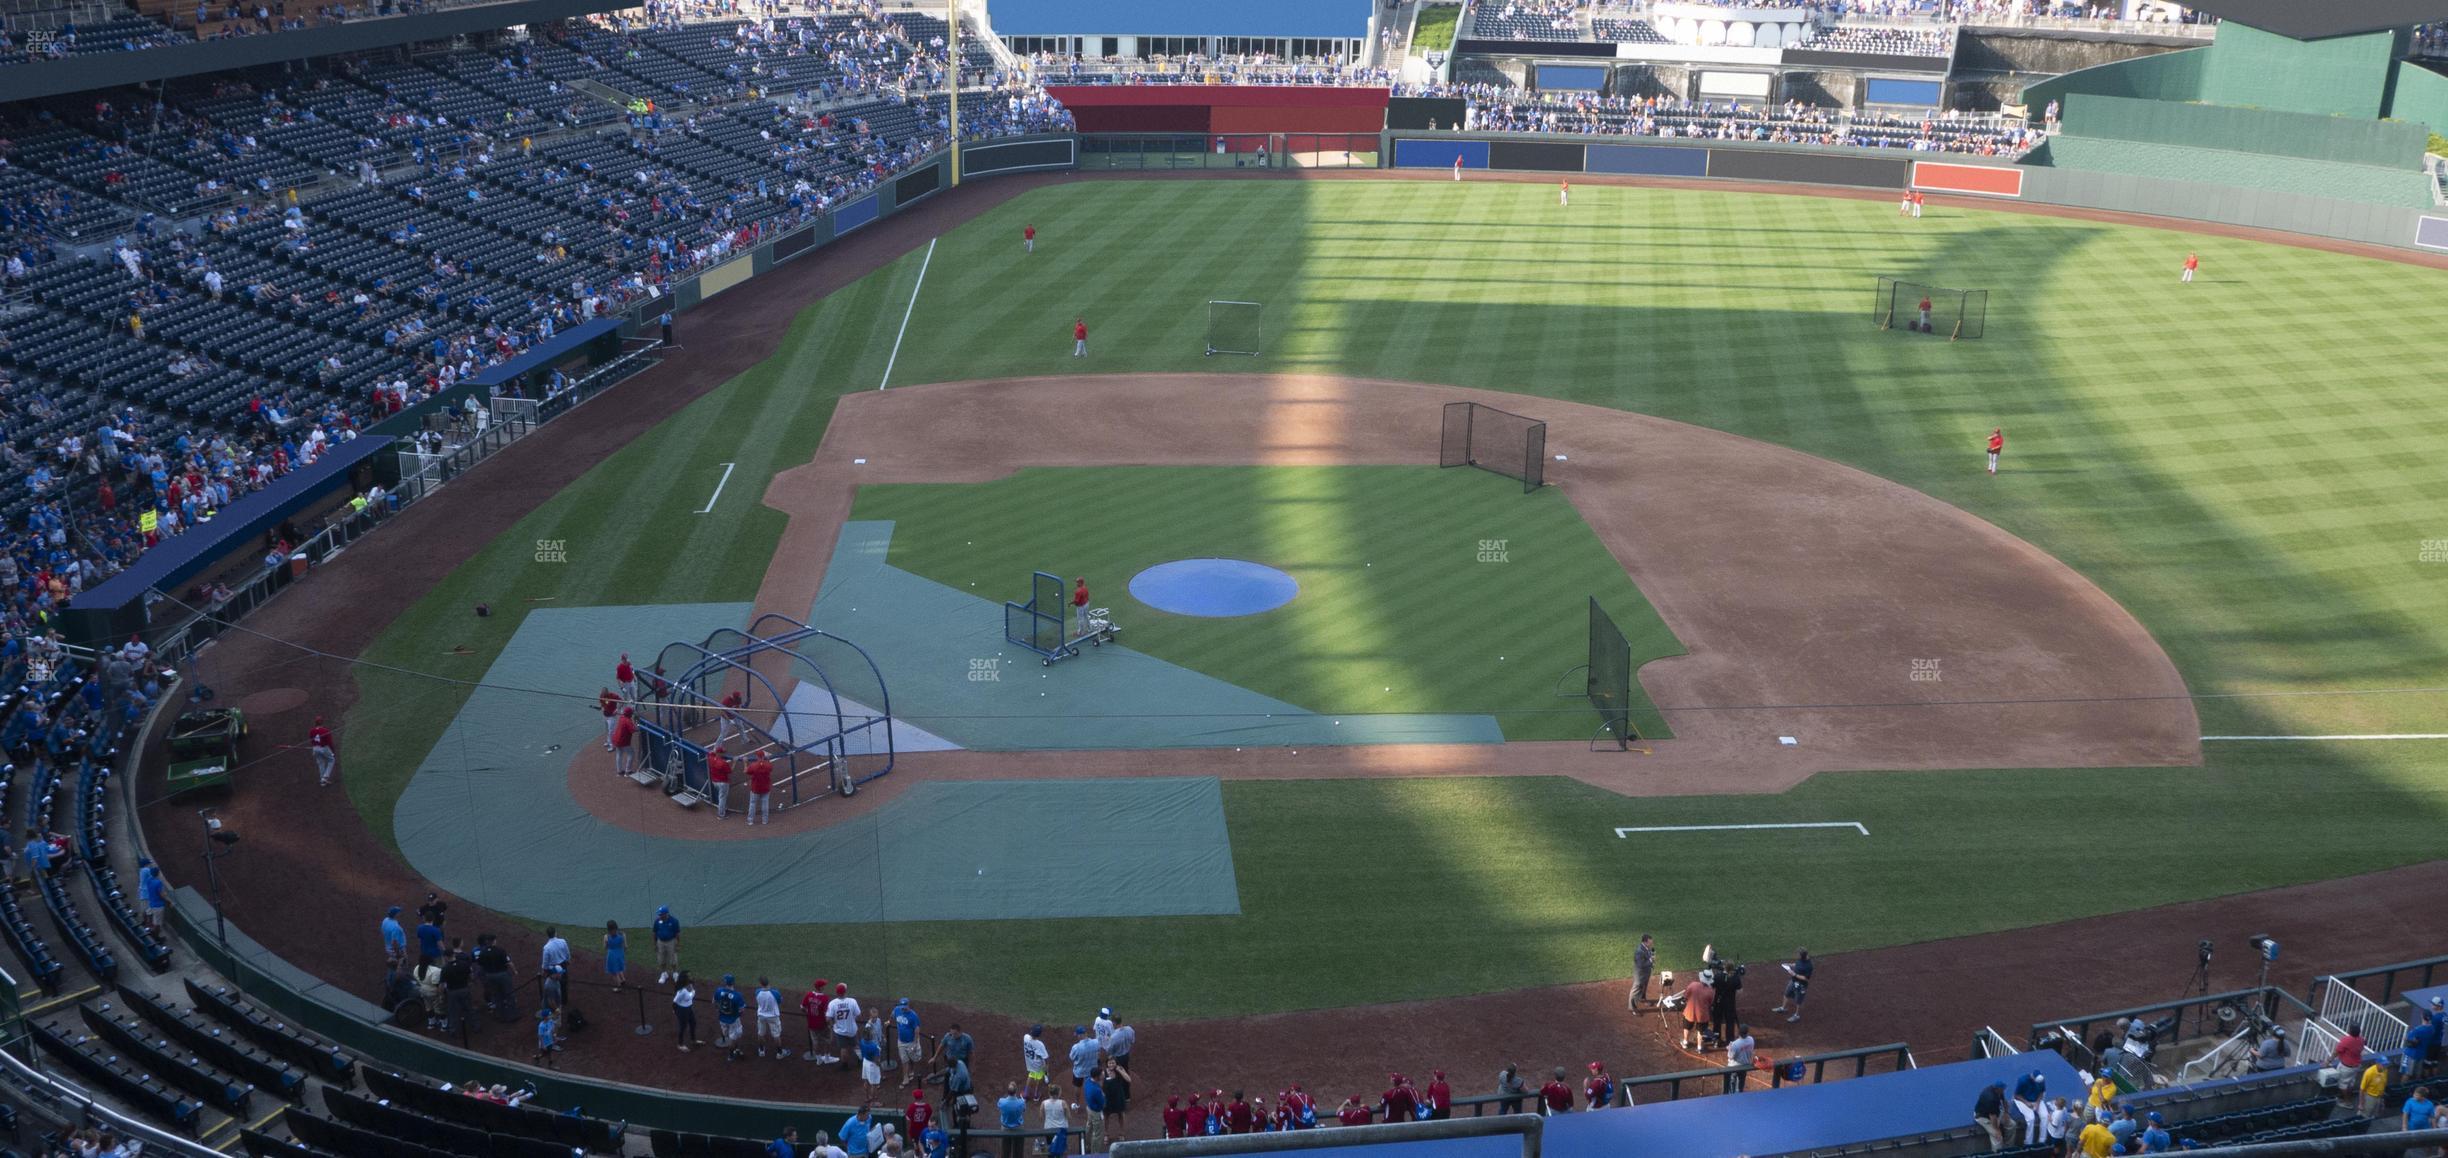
[
  {"x1": 2063, "y1": 94, "x2": 2427, "y2": 169},
  {"x1": 2026, "y1": 136, "x2": 2435, "y2": 207},
  {"x1": 2197, "y1": 23, "x2": 2394, "y2": 119},
  {"x1": 2019, "y1": 43, "x2": 2204, "y2": 110},
  {"x1": 2384, "y1": 59, "x2": 2448, "y2": 140}
]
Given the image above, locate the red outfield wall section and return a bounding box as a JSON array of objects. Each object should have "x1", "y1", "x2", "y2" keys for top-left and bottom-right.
[{"x1": 1046, "y1": 85, "x2": 1390, "y2": 136}]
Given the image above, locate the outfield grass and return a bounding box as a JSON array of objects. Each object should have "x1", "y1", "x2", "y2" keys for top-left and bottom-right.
[
  {"x1": 674, "y1": 739, "x2": 2448, "y2": 1019},
  {"x1": 340, "y1": 179, "x2": 2448, "y2": 1016},
  {"x1": 851, "y1": 466, "x2": 1682, "y2": 740}
]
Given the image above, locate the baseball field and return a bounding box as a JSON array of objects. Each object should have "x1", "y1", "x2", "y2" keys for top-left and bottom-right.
[{"x1": 270, "y1": 175, "x2": 2448, "y2": 1037}]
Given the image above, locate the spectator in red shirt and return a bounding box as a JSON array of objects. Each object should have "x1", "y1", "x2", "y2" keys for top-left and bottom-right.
[
  {"x1": 1336, "y1": 1095, "x2": 1372, "y2": 1126},
  {"x1": 745, "y1": 753, "x2": 774, "y2": 825},
  {"x1": 615, "y1": 652, "x2": 636, "y2": 700},
  {"x1": 1539, "y1": 1068, "x2": 1574, "y2": 1115},
  {"x1": 1183, "y1": 1094, "x2": 1211, "y2": 1137},
  {"x1": 1380, "y1": 1075, "x2": 1418, "y2": 1123},
  {"x1": 1424, "y1": 1071, "x2": 1452, "y2": 1121},
  {"x1": 705, "y1": 746, "x2": 732, "y2": 819},
  {"x1": 906, "y1": 1086, "x2": 934, "y2": 1137},
  {"x1": 1584, "y1": 1062, "x2": 1615, "y2": 1109},
  {"x1": 2334, "y1": 1025, "x2": 2366, "y2": 1069},
  {"x1": 1024, "y1": 224, "x2": 1036, "y2": 253},
  {"x1": 801, "y1": 980, "x2": 830, "y2": 1057},
  {"x1": 1162, "y1": 1096, "x2": 1186, "y2": 1138},
  {"x1": 610, "y1": 708, "x2": 638, "y2": 778},
  {"x1": 1224, "y1": 1091, "x2": 1256, "y2": 1134},
  {"x1": 1073, "y1": 317, "x2": 1088, "y2": 358}
]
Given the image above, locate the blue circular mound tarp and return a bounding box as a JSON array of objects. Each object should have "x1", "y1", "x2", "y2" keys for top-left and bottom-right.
[{"x1": 1129, "y1": 559, "x2": 1298, "y2": 617}]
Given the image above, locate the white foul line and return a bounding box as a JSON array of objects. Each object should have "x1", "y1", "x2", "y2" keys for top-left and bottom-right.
[
  {"x1": 879, "y1": 237, "x2": 936, "y2": 391},
  {"x1": 696, "y1": 462, "x2": 736, "y2": 515},
  {"x1": 1615, "y1": 822, "x2": 1868, "y2": 837},
  {"x1": 2203, "y1": 734, "x2": 2448, "y2": 742}
]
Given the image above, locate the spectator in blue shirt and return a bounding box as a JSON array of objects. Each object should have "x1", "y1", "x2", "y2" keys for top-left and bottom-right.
[
  {"x1": 716, "y1": 975, "x2": 747, "y2": 1054},
  {"x1": 1069, "y1": 1026, "x2": 1100, "y2": 1086},
  {"x1": 893, "y1": 999, "x2": 922, "y2": 1087},
  {"x1": 2107, "y1": 1106, "x2": 2139, "y2": 1151},
  {"x1": 766, "y1": 1126, "x2": 799, "y2": 1158},
  {"x1": 415, "y1": 914, "x2": 444, "y2": 962},
  {"x1": 137, "y1": 857, "x2": 165, "y2": 934},
  {"x1": 534, "y1": 1007, "x2": 561, "y2": 1066},
  {"x1": 2138, "y1": 1111, "x2": 2170, "y2": 1153},
  {"x1": 653, "y1": 905, "x2": 680, "y2": 983},
  {"x1": 839, "y1": 1105, "x2": 875, "y2": 1157},
  {"x1": 2405, "y1": 1086, "x2": 2438, "y2": 1133},
  {"x1": 380, "y1": 905, "x2": 406, "y2": 966},
  {"x1": 997, "y1": 1082, "x2": 1029, "y2": 1158}
]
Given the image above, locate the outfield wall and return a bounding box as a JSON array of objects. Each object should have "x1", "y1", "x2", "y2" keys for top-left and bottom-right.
[
  {"x1": 1047, "y1": 85, "x2": 1389, "y2": 140},
  {"x1": 1374, "y1": 131, "x2": 2442, "y2": 254}
]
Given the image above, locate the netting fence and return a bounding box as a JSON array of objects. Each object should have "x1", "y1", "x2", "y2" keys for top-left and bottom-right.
[
  {"x1": 1588, "y1": 597, "x2": 1636, "y2": 749},
  {"x1": 1874, "y1": 277, "x2": 1988, "y2": 340},
  {"x1": 1206, "y1": 300, "x2": 1262, "y2": 356},
  {"x1": 1439, "y1": 402, "x2": 1547, "y2": 493}
]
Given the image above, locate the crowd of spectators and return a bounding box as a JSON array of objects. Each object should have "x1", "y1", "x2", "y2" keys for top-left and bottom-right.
[
  {"x1": 1476, "y1": 0, "x2": 1585, "y2": 41},
  {"x1": 0, "y1": 2, "x2": 1062, "y2": 654},
  {"x1": 1807, "y1": 25, "x2": 1951, "y2": 53},
  {"x1": 0, "y1": 17, "x2": 190, "y2": 63},
  {"x1": 1412, "y1": 86, "x2": 2043, "y2": 155},
  {"x1": 1031, "y1": 54, "x2": 1392, "y2": 88}
]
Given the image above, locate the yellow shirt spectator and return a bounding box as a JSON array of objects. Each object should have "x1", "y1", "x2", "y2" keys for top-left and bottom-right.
[
  {"x1": 2360, "y1": 1062, "x2": 2388, "y2": 1098},
  {"x1": 2079, "y1": 1121, "x2": 2115, "y2": 1158},
  {"x1": 2089, "y1": 1077, "x2": 2118, "y2": 1110}
]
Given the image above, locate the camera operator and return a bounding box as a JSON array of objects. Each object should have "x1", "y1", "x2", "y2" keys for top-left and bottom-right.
[
  {"x1": 1713, "y1": 961, "x2": 1746, "y2": 1046},
  {"x1": 2248, "y1": 1025, "x2": 2290, "y2": 1073}
]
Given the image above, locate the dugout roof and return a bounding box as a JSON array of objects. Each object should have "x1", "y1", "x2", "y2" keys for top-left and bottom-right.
[{"x1": 2181, "y1": 0, "x2": 2448, "y2": 40}]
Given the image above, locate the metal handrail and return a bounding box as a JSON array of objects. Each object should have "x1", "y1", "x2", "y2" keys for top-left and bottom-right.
[
  {"x1": 0, "y1": 1028, "x2": 227, "y2": 1157},
  {"x1": 2310, "y1": 954, "x2": 2448, "y2": 1008}
]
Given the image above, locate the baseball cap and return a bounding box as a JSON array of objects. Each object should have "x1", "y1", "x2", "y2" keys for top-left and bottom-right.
[
  {"x1": 2147, "y1": 1112, "x2": 2163, "y2": 1124},
  {"x1": 137, "y1": 857, "x2": 151, "y2": 868},
  {"x1": 1099, "y1": 1006, "x2": 1112, "y2": 1017},
  {"x1": 1074, "y1": 1025, "x2": 1088, "y2": 1035},
  {"x1": 834, "y1": 983, "x2": 846, "y2": 995},
  {"x1": 1587, "y1": 1062, "x2": 1602, "y2": 1072},
  {"x1": 657, "y1": 905, "x2": 670, "y2": 915},
  {"x1": 897, "y1": 997, "x2": 910, "y2": 1006},
  {"x1": 1428, "y1": 1073, "x2": 1441, "y2": 1081},
  {"x1": 722, "y1": 974, "x2": 735, "y2": 985},
  {"x1": 1030, "y1": 1024, "x2": 1044, "y2": 1036},
  {"x1": 2432, "y1": 997, "x2": 2445, "y2": 1009}
]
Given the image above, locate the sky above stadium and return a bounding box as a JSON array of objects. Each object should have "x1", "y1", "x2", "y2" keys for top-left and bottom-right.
[{"x1": 985, "y1": 0, "x2": 1373, "y2": 39}]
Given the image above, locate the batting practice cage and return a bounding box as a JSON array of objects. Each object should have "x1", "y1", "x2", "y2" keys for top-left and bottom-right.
[
  {"x1": 1205, "y1": 300, "x2": 1262, "y2": 356},
  {"x1": 1875, "y1": 277, "x2": 1988, "y2": 340},
  {"x1": 635, "y1": 612, "x2": 897, "y2": 809},
  {"x1": 1587, "y1": 597, "x2": 1638, "y2": 749},
  {"x1": 1440, "y1": 401, "x2": 1547, "y2": 493}
]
